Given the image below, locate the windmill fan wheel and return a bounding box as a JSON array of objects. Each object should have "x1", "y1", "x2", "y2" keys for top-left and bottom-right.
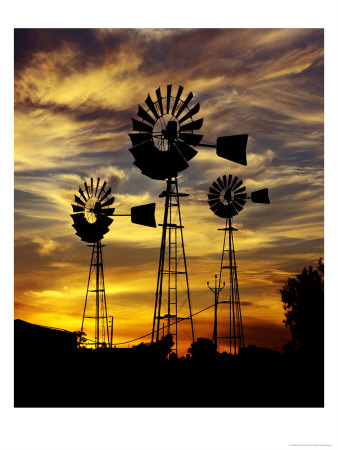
[
  {"x1": 71, "y1": 177, "x2": 115, "y2": 243},
  {"x1": 208, "y1": 174, "x2": 247, "y2": 218},
  {"x1": 129, "y1": 84, "x2": 204, "y2": 180}
]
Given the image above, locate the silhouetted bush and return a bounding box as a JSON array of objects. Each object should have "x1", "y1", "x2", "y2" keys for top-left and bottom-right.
[
  {"x1": 281, "y1": 258, "x2": 324, "y2": 360},
  {"x1": 188, "y1": 337, "x2": 217, "y2": 361}
]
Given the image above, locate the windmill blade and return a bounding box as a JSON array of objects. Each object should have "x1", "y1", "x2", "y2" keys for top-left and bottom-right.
[
  {"x1": 230, "y1": 176, "x2": 239, "y2": 189},
  {"x1": 98, "y1": 229, "x2": 109, "y2": 238},
  {"x1": 71, "y1": 213, "x2": 86, "y2": 226},
  {"x1": 169, "y1": 145, "x2": 190, "y2": 172},
  {"x1": 140, "y1": 166, "x2": 170, "y2": 181},
  {"x1": 207, "y1": 193, "x2": 220, "y2": 201},
  {"x1": 84, "y1": 181, "x2": 90, "y2": 197},
  {"x1": 101, "y1": 196, "x2": 115, "y2": 208},
  {"x1": 104, "y1": 217, "x2": 114, "y2": 227},
  {"x1": 145, "y1": 94, "x2": 159, "y2": 120},
  {"x1": 216, "y1": 177, "x2": 225, "y2": 190},
  {"x1": 129, "y1": 140, "x2": 155, "y2": 161},
  {"x1": 234, "y1": 193, "x2": 247, "y2": 200},
  {"x1": 95, "y1": 177, "x2": 100, "y2": 195},
  {"x1": 212, "y1": 203, "x2": 229, "y2": 218},
  {"x1": 72, "y1": 204, "x2": 84, "y2": 213},
  {"x1": 216, "y1": 134, "x2": 248, "y2": 166},
  {"x1": 212, "y1": 181, "x2": 222, "y2": 192},
  {"x1": 180, "y1": 118, "x2": 203, "y2": 132},
  {"x1": 210, "y1": 186, "x2": 221, "y2": 196},
  {"x1": 232, "y1": 179, "x2": 243, "y2": 191},
  {"x1": 208, "y1": 198, "x2": 221, "y2": 209},
  {"x1": 209, "y1": 201, "x2": 221, "y2": 213},
  {"x1": 178, "y1": 103, "x2": 200, "y2": 124},
  {"x1": 234, "y1": 186, "x2": 246, "y2": 194},
  {"x1": 101, "y1": 207, "x2": 115, "y2": 216},
  {"x1": 129, "y1": 133, "x2": 152, "y2": 146},
  {"x1": 100, "y1": 186, "x2": 112, "y2": 203},
  {"x1": 229, "y1": 204, "x2": 239, "y2": 216},
  {"x1": 78, "y1": 187, "x2": 87, "y2": 202},
  {"x1": 218, "y1": 204, "x2": 231, "y2": 218},
  {"x1": 93, "y1": 218, "x2": 111, "y2": 235},
  {"x1": 233, "y1": 202, "x2": 243, "y2": 213},
  {"x1": 98, "y1": 215, "x2": 114, "y2": 228},
  {"x1": 155, "y1": 87, "x2": 164, "y2": 116},
  {"x1": 228, "y1": 175, "x2": 233, "y2": 188},
  {"x1": 74, "y1": 194, "x2": 86, "y2": 207},
  {"x1": 137, "y1": 105, "x2": 156, "y2": 126},
  {"x1": 174, "y1": 141, "x2": 197, "y2": 162},
  {"x1": 97, "y1": 180, "x2": 107, "y2": 200},
  {"x1": 251, "y1": 188, "x2": 270, "y2": 204},
  {"x1": 132, "y1": 118, "x2": 153, "y2": 133},
  {"x1": 233, "y1": 197, "x2": 246, "y2": 206},
  {"x1": 134, "y1": 152, "x2": 170, "y2": 180},
  {"x1": 178, "y1": 133, "x2": 203, "y2": 146},
  {"x1": 166, "y1": 85, "x2": 172, "y2": 113},
  {"x1": 90, "y1": 177, "x2": 93, "y2": 193},
  {"x1": 222, "y1": 175, "x2": 227, "y2": 189},
  {"x1": 95, "y1": 215, "x2": 110, "y2": 228},
  {"x1": 175, "y1": 92, "x2": 193, "y2": 119},
  {"x1": 171, "y1": 86, "x2": 184, "y2": 115},
  {"x1": 131, "y1": 203, "x2": 156, "y2": 228}
]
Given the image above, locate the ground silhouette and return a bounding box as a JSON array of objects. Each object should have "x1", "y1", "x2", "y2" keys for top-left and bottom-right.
[{"x1": 15, "y1": 326, "x2": 323, "y2": 408}]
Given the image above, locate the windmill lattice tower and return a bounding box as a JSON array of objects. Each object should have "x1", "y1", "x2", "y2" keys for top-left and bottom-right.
[
  {"x1": 71, "y1": 177, "x2": 156, "y2": 348},
  {"x1": 129, "y1": 85, "x2": 202, "y2": 353},
  {"x1": 207, "y1": 174, "x2": 270, "y2": 354}
]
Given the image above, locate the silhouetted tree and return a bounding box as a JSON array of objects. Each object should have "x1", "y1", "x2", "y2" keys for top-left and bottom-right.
[
  {"x1": 74, "y1": 330, "x2": 87, "y2": 346},
  {"x1": 188, "y1": 337, "x2": 217, "y2": 361},
  {"x1": 151, "y1": 333, "x2": 174, "y2": 359},
  {"x1": 133, "y1": 334, "x2": 174, "y2": 360},
  {"x1": 280, "y1": 258, "x2": 324, "y2": 358}
]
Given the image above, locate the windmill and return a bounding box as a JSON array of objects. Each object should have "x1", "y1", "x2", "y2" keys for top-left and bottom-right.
[
  {"x1": 207, "y1": 174, "x2": 270, "y2": 354},
  {"x1": 71, "y1": 177, "x2": 156, "y2": 348},
  {"x1": 129, "y1": 84, "x2": 249, "y2": 354}
]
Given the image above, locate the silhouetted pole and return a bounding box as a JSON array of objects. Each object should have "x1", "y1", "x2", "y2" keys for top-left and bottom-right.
[
  {"x1": 110, "y1": 316, "x2": 113, "y2": 348},
  {"x1": 207, "y1": 274, "x2": 225, "y2": 349}
]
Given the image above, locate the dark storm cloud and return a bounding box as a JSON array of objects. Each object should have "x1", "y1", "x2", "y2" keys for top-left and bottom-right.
[{"x1": 14, "y1": 28, "x2": 127, "y2": 77}]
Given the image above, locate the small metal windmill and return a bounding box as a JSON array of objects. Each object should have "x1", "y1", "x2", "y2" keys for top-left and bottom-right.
[
  {"x1": 71, "y1": 177, "x2": 156, "y2": 348},
  {"x1": 207, "y1": 174, "x2": 270, "y2": 354}
]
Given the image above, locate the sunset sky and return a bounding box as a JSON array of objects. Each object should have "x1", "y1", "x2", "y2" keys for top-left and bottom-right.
[{"x1": 14, "y1": 28, "x2": 324, "y2": 355}]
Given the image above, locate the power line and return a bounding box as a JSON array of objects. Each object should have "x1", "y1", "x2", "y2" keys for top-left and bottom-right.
[{"x1": 81, "y1": 303, "x2": 215, "y2": 347}]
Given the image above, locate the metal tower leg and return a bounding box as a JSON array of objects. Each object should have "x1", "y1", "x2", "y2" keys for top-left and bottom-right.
[
  {"x1": 151, "y1": 177, "x2": 195, "y2": 354},
  {"x1": 80, "y1": 241, "x2": 110, "y2": 349},
  {"x1": 214, "y1": 218, "x2": 244, "y2": 354}
]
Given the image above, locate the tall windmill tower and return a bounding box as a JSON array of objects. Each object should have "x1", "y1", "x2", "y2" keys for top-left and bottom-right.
[
  {"x1": 129, "y1": 85, "x2": 202, "y2": 353},
  {"x1": 207, "y1": 174, "x2": 270, "y2": 354},
  {"x1": 71, "y1": 177, "x2": 156, "y2": 348}
]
